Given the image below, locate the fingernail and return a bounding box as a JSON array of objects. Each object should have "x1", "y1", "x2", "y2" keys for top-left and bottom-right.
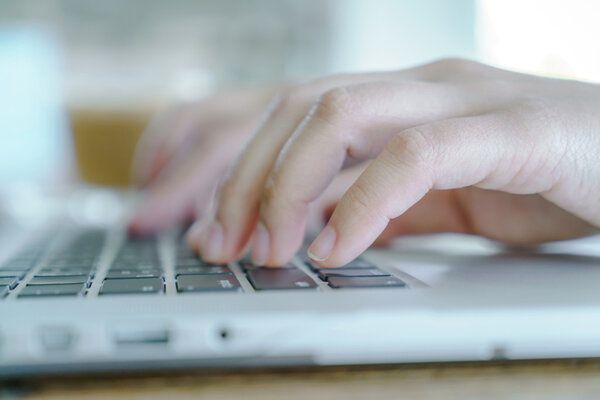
[
  {"x1": 199, "y1": 221, "x2": 224, "y2": 261},
  {"x1": 251, "y1": 222, "x2": 270, "y2": 266},
  {"x1": 308, "y1": 225, "x2": 336, "y2": 261}
]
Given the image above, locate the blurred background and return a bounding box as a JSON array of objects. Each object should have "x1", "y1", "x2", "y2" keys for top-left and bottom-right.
[{"x1": 0, "y1": 0, "x2": 599, "y2": 221}]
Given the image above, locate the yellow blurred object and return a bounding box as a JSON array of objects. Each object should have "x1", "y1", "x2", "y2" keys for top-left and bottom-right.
[{"x1": 70, "y1": 107, "x2": 152, "y2": 186}]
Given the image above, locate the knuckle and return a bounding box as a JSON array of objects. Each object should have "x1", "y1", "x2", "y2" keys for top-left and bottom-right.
[
  {"x1": 311, "y1": 87, "x2": 353, "y2": 125},
  {"x1": 386, "y1": 128, "x2": 438, "y2": 167}
]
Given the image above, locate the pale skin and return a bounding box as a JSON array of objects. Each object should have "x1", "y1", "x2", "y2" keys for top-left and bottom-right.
[{"x1": 131, "y1": 58, "x2": 600, "y2": 267}]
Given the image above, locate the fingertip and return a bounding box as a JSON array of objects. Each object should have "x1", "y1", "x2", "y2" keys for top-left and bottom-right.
[
  {"x1": 127, "y1": 222, "x2": 142, "y2": 237},
  {"x1": 127, "y1": 219, "x2": 157, "y2": 237},
  {"x1": 195, "y1": 220, "x2": 225, "y2": 263},
  {"x1": 250, "y1": 221, "x2": 270, "y2": 266},
  {"x1": 307, "y1": 225, "x2": 337, "y2": 263},
  {"x1": 184, "y1": 221, "x2": 204, "y2": 250},
  {"x1": 128, "y1": 201, "x2": 161, "y2": 235}
]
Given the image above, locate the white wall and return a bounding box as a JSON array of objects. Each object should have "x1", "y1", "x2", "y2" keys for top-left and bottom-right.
[
  {"x1": 478, "y1": 0, "x2": 600, "y2": 82},
  {"x1": 329, "y1": 0, "x2": 477, "y2": 73}
]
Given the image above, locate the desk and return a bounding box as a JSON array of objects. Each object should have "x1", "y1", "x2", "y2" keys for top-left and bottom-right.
[{"x1": 6, "y1": 359, "x2": 600, "y2": 399}]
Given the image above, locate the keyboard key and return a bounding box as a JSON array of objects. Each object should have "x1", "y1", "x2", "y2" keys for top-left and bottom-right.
[
  {"x1": 328, "y1": 276, "x2": 406, "y2": 289},
  {"x1": 343, "y1": 258, "x2": 374, "y2": 268},
  {"x1": 0, "y1": 277, "x2": 18, "y2": 289},
  {"x1": 318, "y1": 268, "x2": 390, "y2": 281},
  {"x1": 110, "y1": 261, "x2": 159, "y2": 270},
  {"x1": 174, "y1": 257, "x2": 203, "y2": 266},
  {"x1": 174, "y1": 265, "x2": 231, "y2": 275},
  {"x1": 175, "y1": 240, "x2": 196, "y2": 257},
  {"x1": 36, "y1": 267, "x2": 92, "y2": 277},
  {"x1": 100, "y1": 278, "x2": 164, "y2": 295},
  {"x1": 175, "y1": 254, "x2": 199, "y2": 263},
  {"x1": 43, "y1": 259, "x2": 96, "y2": 267},
  {"x1": 304, "y1": 257, "x2": 373, "y2": 271},
  {"x1": 0, "y1": 270, "x2": 27, "y2": 279},
  {"x1": 240, "y1": 263, "x2": 296, "y2": 272},
  {"x1": 117, "y1": 251, "x2": 153, "y2": 260},
  {"x1": 0, "y1": 263, "x2": 33, "y2": 270},
  {"x1": 5, "y1": 255, "x2": 38, "y2": 262},
  {"x1": 247, "y1": 268, "x2": 317, "y2": 290},
  {"x1": 29, "y1": 276, "x2": 89, "y2": 285},
  {"x1": 177, "y1": 274, "x2": 241, "y2": 292},
  {"x1": 19, "y1": 283, "x2": 85, "y2": 297},
  {"x1": 105, "y1": 269, "x2": 162, "y2": 279}
]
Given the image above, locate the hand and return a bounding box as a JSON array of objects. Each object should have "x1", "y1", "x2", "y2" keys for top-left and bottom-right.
[
  {"x1": 188, "y1": 58, "x2": 600, "y2": 267},
  {"x1": 129, "y1": 86, "x2": 283, "y2": 234}
]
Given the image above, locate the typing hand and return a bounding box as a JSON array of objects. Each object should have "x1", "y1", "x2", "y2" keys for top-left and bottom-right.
[
  {"x1": 188, "y1": 58, "x2": 600, "y2": 267},
  {"x1": 129, "y1": 86, "x2": 282, "y2": 234}
]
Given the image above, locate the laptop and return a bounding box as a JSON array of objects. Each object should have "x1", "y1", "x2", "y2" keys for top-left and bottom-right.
[{"x1": 2, "y1": 190, "x2": 600, "y2": 377}]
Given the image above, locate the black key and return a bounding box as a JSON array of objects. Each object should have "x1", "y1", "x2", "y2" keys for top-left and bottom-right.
[
  {"x1": 343, "y1": 258, "x2": 374, "y2": 268},
  {"x1": 115, "y1": 250, "x2": 156, "y2": 256},
  {"x1": 318, "y1": 268, "x2": 390, "y2": 281},
  {"x1": 0, "y1": 270, "x2": 27, "y2": 279},
  {"x1": 117, "y1": 252, "x2": 157, "y2": 260},
  {"x1": 43, "y1": 259, "x2": 96, "y2": 267},
  {"x1": 174, "y1": 257, "x2": 203, "y2": 266},
  {"x1": 0, "y1": 277, "x2": 18, "y2": 289},
  {"x1": 100, "y1": 278, "x2": 164, "y2": 295},
  {"x1": 105, "y1": 269, "x2": 162, "y2": 279},
  {"x1": 110, "y1": 262, "x2": 159, "y2": 270},
  {"x1": 175, "y1": 248, "x2": 197, "y2": 259},
  {"x1": 5, "y1": 255, "x2": 38, "y2": 262},
  {"x1": 5, "y1": 255, "x2": 39, "y2": 264},
  {"x1": 177, "y1": 274, "x2": 241, "y2": 292},
  {"x1": 114, "y1": 253, "x2": 157, "y2": 261},
  {"x1": 29, "y1": 276, "x2": 89, "y2": 285},
  {"x1": 175, "y1": 265, "x2": 231, "y2": 275},
  {"x1": 0, "y1": 285, "x2": 8, "y2": 298},
  {"x1": 328, "y1": 276, "x2": 406, "y2": 289},
  {"x1": 306, "y1": 257, "x2": 373, "y2": 271},
  {"x1": 36, "y1": 267, "x2": 92, "y2": 277},
  {"x1": 19, "y1": 283, "x2": 85, "y2": 297},
  {"x1": 0, "y1": 263, "x2": 33, "y2": 270},
  {"x1": 247, "y1": 268, "x2": 317, "y2": 290},
  {"x1": 47, "y1": 254, "x2": 96, "y2": 261},
  {"x1": 240, "y1": 263, "x2": 296, "y2": 272}
]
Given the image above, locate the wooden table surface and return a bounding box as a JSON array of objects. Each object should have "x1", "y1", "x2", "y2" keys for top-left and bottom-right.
[{"x1": 3, "y1": 359, "x2": 600, "y2": 400}]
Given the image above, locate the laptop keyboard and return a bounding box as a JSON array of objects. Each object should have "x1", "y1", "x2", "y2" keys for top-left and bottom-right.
[{"x1": 0, "y1": 229, "x2": 407, "y2": 299}]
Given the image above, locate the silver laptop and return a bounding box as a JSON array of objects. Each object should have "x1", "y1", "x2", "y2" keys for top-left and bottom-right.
[{"x1": 2, "y1": 192, "x2": 600, "y2": 377}]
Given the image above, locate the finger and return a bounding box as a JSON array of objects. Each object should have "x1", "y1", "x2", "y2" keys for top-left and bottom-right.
[
  {"x1": 307, "y1": 112, "x2": 559, "y2": 266},
  {"x1": 132, "y1": 88, "x2": 277, "y2": 186},
  {"x1": 305, "y1": 163, "x2": 368, "y2": 238},
  {"x1": 254, "y1": 81, "x2": 497, "y2": 266},
  {"x1": 132, "y1": 102, "x2": 206, "y2": 186},
  {"x1": 129, "y1": 132, "x2": 239, "y2": 234},
  {"x1": 194, "y1": 72, "x2": 402, "y2": 263}
]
